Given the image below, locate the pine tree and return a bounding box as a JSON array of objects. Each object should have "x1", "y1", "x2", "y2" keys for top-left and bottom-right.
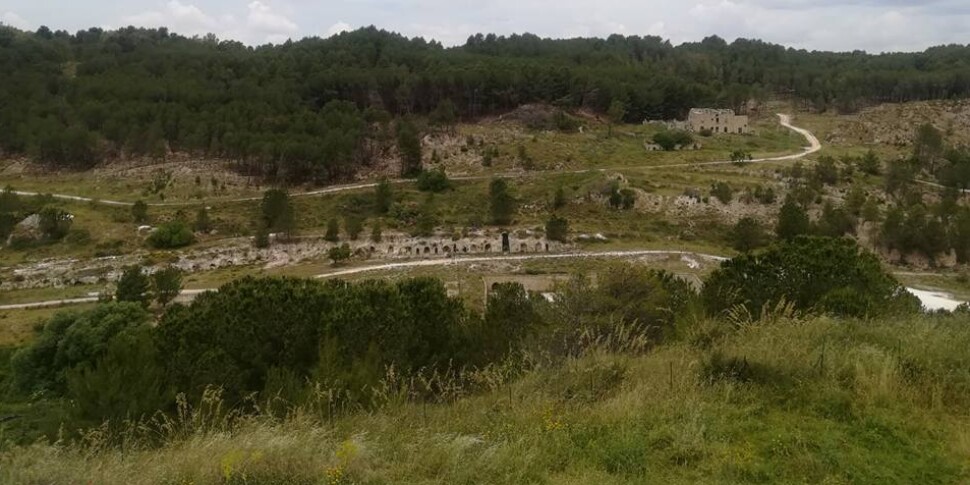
[
  {"x1": 151, "y1": 266, "x2": 183, "y2": 307},
  {"x1": 489, "y1": 178, "x2": 516, "y2": 226},
  {"x1": 117, "y1": 266, "x2": 150, "y2": 307},
  {"x1": 325, "y1": 218, "x2": 340, "y2": 242},
  {"x1": 776, "y1": 199, "x2": 811, "y2": 241}
]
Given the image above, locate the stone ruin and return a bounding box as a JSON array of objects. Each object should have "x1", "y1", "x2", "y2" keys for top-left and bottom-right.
[{"x1": 1, "y1": 229, "x2": 571, "y2": 291}]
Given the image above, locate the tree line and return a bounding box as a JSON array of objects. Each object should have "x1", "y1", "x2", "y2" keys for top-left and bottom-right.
[{"x1": 3, "y1": 25, "x2": 970, "y2": 181}]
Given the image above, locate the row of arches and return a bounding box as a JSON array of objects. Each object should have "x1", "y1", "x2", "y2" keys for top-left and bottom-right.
[{"x1": 357, "y1": 241, "x2": 552, "y2": 257}]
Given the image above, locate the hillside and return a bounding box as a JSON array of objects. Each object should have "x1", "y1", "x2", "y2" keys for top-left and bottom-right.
[
  {"x1": 3, "y1": 25, "x2": 970, "y2": 180},
  {"x1": 3, "y1": 314, "x2": 969, "y2": 484}
]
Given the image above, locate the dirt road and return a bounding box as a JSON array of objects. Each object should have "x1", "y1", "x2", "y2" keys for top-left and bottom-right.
[
  {"x1": 7, "y1": 114, "x2": 820, "y2": 207},
  {"x1": 1, "y1": 245, "x2": 962, "y2": 311},
  {"x1": 0, "y1": 249, "x2": 726, "y2": 310}
]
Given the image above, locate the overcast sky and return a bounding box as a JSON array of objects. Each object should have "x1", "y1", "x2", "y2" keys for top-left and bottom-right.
[{"x1": 1, "y1": 0, "x2": 968, "y2": 53}]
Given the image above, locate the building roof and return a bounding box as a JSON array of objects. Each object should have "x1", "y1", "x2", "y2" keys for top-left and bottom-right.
[{"x1": 689, "y1": 108, "x2": 738, "y2": 116}]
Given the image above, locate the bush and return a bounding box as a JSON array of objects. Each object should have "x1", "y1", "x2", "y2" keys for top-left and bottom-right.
[
  {"x1": 65, "y1": 327, "x2": 172, "y2": 423},
  {"x1": 117, "y1": 265, "x2": 151, "y2": 307},
  {"x1": 776, "y1": 199, "x2": 811, "y2": 241},
  {"x1": 753, "y1": 185, "x2": 776, "y2": 204},
  {"x1": 545, "y1": 215, "x2": 569, "y2": 242},
  {"x1": 710, "y1": 182, "x2": 733, "y2": 204},
  {"x1": 730, "y1": 217, "x2": 767, "y2": 253},
  {"x1": 154, "y1": 277, "x2": 471, "y2": 403},
  {"x1": 416, "y1": 168, "x2": 451, "y2": 192},
  {"x1": 38, "y1": 206, "x2": 73, "y2": 241},
  {"x1": 325, "y1": 218, "x2": 340, "y2": 242},
  {"x1": 328, "y1": 243, "x2": 351, "y2": 265},
  {"x1": 131, "y1": 200, "x2": 148, "y2": 224},
  {"x1": 489, "y1": 178, "x2": 516, "y2": 225},
  {"x1": 345, "y1": 216, "x2": 364, "y2": 240},
  {"x1": 702, "y1": 236, "x2": 920, "y2": 319},
  {"x1": 147, "y1": 221, "x2": 195, "y2": 248},
  {"x1": 152, "y1": 266, "x2": 183, "y2": 306},
  {"x1": 10, "y1": 303, "x2": 152, "y2": 394},
  {"x1": 653, "y1": 130, "x2": 693, "y2": 151}
]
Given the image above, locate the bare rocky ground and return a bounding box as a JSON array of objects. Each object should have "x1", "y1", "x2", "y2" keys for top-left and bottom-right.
[{"x1": 828, "y1": 100, "x2": 970, "y2": 148}]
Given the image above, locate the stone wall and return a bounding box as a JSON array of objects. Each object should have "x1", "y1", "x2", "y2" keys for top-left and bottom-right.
[
  {"x1": 1, "y1": 230, "x2": 570, "y2": 291},
  {"x1": 687, "y1": 108, "x2": 748, "y2": 134}
]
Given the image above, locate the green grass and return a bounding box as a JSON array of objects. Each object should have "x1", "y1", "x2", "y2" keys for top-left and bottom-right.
[
  {"x1": 460, "y1": 115, "x2": 803, "y2": 174},
  {"x1": 2, "y1": 314, "x2": 968, "y2": 484},
  {"x1": 0, "y1": 305, "x2": 96, "y2": 346}
]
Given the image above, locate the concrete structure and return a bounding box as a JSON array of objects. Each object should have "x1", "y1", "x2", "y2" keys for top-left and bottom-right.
[
  {"x1": 482, "y1": 274, "x2": 573, "y2": 302},
  {"x1": 687, "y1": 108, "x2": 748, "y2": 134}
]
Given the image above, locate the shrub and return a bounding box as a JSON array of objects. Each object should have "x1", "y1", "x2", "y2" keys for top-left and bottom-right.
[
  {"x1": 345, "y1": 216, "x2": 364, "y2": 240},
  {"x1": 152, "y1": 266, "x2": 183, "y2": 306},
  {"x1": 702, "y1": 236, "x2": 920, "y2": 319},
  {"x1": 117, "y1": 265, "x2": 151, "y2": 307},
  {"x1": 653, "y1": 130, "x2": 693, "y2": 151},
  {"x1": 325, "y1": 218, "x2": 340, "y2": 242},
  {"x1": 416, "y1": 168, "x2": 451, "y2": 192},
  {"x1": 489, "y1": 178, "x2": 516, "y2": 225},
  {"x1": 147, "y1": 221, "x2": 195, "y2": 248},
  {"x1": 776, "y1": 199, "x2": 811, "y2": 241},
  {"x1": 38, "y1": 206, "x2": 73, "y2": 241},
  {"x1": 328, "y1": 244, "x2": 351, "y2": 265},
  {"x1": 65, "y1": 327, "x2": 172, "y2": 423},
  {"x1": 710, "y1": 182, "x2": 733, "y2": 204},
  {"x1": 730, "y1": 217, "x2": 767, "y2": 253},
  {"x1": 753, "y1": 185, "x2": 776, "y2": 204},
  {"x1": 10, "y1": 302, "x2": 152, "y2": 394},
  {"x1": 545, "y1": 215, "x2": 569, "y2": 242},
  {"x1": 131, "y1": 200, "x2": 149, "y2": 224}
]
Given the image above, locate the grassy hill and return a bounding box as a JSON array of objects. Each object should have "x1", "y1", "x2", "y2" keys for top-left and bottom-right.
[{"x1": 4, "y1": 313, "x2": 968, "y2": 484}]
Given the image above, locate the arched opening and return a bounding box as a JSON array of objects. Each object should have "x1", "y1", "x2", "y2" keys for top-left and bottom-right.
[
  {"x1": 545, "y1": 243, "x2": 549, "y2": 252},
  {"x1": 485, "y1": 243, "x2": 492, "y2": 252},
  {"x1": 462, "y1": 247, "x2": 468, "y2": 253},
  {"x1": 388, "y1": 246, "x2": 394, "y2": 254},
  {"x1": 519, "y1": 243, "x2": 527, "y2": 252},
  {"x1": 424, "y1": 246, "x2": 431, "y2": 254},
  {"x1": 471, "y1": 244, "x2": 479, "y2": 252},
  {"x1": 443, "y1": 246, "x2": 451, "y2": 253}
]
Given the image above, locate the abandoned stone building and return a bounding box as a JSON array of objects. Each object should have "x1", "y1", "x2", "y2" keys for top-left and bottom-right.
[{"x1": 687, "y1": 108, "x2": 748, "y2": 134}]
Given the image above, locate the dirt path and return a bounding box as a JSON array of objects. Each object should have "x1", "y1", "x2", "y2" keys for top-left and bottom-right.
[{"x1": 7, "y1": 114, "x2": 820, "y2": 207}]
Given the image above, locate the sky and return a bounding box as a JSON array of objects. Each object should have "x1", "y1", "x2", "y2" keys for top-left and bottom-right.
[{"x1": 1, "y1": 0, "x2": 969, "y2": 53}]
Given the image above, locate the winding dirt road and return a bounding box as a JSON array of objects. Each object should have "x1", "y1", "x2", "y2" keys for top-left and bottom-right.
[
  {"x1": 7, "y1": 114, "x2": 820, "y2": 207},
  {"x1": 2, "y1": 247, "x2": 962, "y2": 312}
]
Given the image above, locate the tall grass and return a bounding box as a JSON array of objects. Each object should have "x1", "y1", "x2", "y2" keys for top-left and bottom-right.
[{"x1": 2, "y1": 313, "x2": 969, "y2": 484}]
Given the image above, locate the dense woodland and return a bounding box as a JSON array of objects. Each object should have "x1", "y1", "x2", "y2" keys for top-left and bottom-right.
[{"x1": 3, "y1": 25, "x2": 970, "y2": 182}]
